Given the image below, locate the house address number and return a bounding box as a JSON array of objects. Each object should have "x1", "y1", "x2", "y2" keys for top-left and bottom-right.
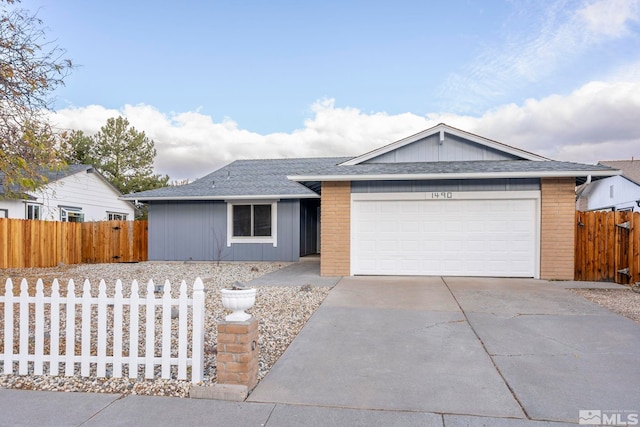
[{"x1": 431, "y1": 192, "x2": 453, "y2": 199}]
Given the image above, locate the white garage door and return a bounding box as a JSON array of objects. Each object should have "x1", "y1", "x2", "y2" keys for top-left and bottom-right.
[{"x1": 351, "y1": 193, "x2": 539, "y2": 277}]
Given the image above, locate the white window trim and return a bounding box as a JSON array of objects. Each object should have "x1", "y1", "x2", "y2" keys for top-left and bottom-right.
[
  {"x1": 25, "y1": 202, "x2": 42, "y2": 220},
  {"x1": 60, "y1": 206, "x2": 85, "y2": 222},
  {"x1": 226, "y1": 201, "x2": 278, "y2": 247},
  {"x1": 0, "y1": 208, "x2": 8, "y2": 218},
  {"x1": 108, "y1": 212, "x2": 128, "y2": 220}
]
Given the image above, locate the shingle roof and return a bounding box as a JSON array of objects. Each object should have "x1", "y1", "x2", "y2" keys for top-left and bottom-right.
[
  {"x1": 288, "y1": 160, "x2": 618, "y2": 181},
  {"x1": 123, "y1": 157, "x2": 351, "y2": 201},
  {"x1": 125, "y1": 157, "x2": 620, "y2": 201},
  {"x1": 598, "y1": 160, "x2": 640, "y2": 185}
]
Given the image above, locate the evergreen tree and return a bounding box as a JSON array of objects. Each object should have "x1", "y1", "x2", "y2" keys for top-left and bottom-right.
[{"x1": 66, "y1": 116, "x2": 169, "y2": 195}]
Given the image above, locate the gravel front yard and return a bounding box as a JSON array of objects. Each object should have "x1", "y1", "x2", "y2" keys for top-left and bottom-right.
[
  {"x1": 570, "y1": 287, "x2": 640, "y2": 323},
  {"x1": 0, "y1": 261, "x2": 331, "y2": 397},
  {"x1": 2, "y1": 264, "x2": 638, "y2": 398}
]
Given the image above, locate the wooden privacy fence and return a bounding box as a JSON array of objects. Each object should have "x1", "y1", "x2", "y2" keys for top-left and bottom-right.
[
  {"x1": 0, "y1": 219, "x2": 148, "y2": 268},
  {"x1": 0, "y1": 277, "x2": 205, "y2": 383},
  {"x1": 575, "y1": 211, "x2": 640, "y2": 284}
]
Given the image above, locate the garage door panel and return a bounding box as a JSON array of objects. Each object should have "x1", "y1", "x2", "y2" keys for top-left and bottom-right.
[{"x1": 352, "y1": 197, "x2": 537, "y2": 277}]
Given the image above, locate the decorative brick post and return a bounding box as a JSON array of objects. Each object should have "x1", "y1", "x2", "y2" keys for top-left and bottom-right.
[{"x1": 216, "y1": 317, "x2": 259, "y2": 391}]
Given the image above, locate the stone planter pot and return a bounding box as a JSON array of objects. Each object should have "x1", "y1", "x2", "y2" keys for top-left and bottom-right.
[{"x1": 220, "y1": 288, "x2": 257, "y2": 321}]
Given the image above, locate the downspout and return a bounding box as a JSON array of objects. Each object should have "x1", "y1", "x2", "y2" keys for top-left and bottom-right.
[{"x1": 575, "y1": 174, "x2": 592, "y2": 200}]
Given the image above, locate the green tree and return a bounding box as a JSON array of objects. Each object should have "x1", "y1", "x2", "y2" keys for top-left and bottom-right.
[
  {"x1": 62, "y1": 130, "x2": 94, "y2": 165},
  {"x1": 0, "y1": 0, "x2": 72, "y2": 193},
  {"x1": 85, "y1": 116, "x2": 169, "y2": 195}
]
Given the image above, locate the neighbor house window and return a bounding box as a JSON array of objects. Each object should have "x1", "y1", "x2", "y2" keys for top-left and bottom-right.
[
  {"x1": 227, "y1": 201, "x2": 277, "y2": 247},
  {"x1": 0, "y1": 209, "x2": 7, "y2": 218},
  {"x1": 60, "y1": 207, "x2": 84, "y2": 222},
  {"x1": 108, "y1": 212, "x2": 128, "y2": 220},
  {"x1": 26, "y1": 203, "x2": 41, "y2": 220}
]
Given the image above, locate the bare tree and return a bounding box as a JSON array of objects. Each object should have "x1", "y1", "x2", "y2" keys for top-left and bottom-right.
[{"x1": 0, "y1": 0, "x2": 72, "y2": 193}]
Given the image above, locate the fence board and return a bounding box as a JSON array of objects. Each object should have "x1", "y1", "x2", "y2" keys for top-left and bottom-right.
[
  {"x1": 0, "y1": 219, "x2": 147, "y2": 268},
  {"x1": 575, "y1": 211, "x2": 640, "y2": 284}
]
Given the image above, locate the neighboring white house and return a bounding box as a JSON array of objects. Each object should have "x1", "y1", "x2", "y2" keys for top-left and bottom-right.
[
  {"x1": 0, "y1": 165, "x2": 135, "y2": 221},
  {"x1": 577, "y1": 160, "x2": 640, "y2": 212}
]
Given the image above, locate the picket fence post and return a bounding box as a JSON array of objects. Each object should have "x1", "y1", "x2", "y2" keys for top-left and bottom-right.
[
  {"x1": 0, "y1": 277, "x2": 206, "y2": 384},
  {"x1": 3, "y1": 279, "x2": 14, "y2": 375},
  {"x1": 191, "y1": 277, "x2": 205, "y2": 383}
]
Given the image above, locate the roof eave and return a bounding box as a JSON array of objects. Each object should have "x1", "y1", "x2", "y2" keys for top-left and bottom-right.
[
  {"x1": 289, "y1": 169, "x2": 621, "y2": 182},
  {"x1": 120, "y1": 193, "x2": 320, "y2": 202}
]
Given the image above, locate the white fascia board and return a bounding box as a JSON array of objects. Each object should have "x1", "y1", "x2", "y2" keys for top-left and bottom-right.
[
  {"x1": 340, "y1": 123, "x2": 548, "y2": 165},
  {"x1": 119, "y1": 193, "x2": 319, "y2": 201},
  {"x1": 289, "y1": 169, "x2": 621, "y2": 182}
]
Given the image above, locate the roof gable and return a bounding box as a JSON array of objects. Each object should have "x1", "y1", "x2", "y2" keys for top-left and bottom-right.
[
  {"x1": 598, "y1": 160, "x2": 640, "y2": 185},
  {"x1": 341, "y1": 123, "x2": 548, "y2": 165},
  {"x1": 0, "y1": 164, "x2": 93, "y2": 197}
]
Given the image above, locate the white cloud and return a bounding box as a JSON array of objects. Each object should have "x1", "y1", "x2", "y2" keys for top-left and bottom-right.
[
  {"x1": 49, "y1": 80, "x2": 640, "y2": 181},
  {"x1": 436, "y1": 81, "x2": 640, "y2": 163},
  {"x1": 578, "y1": 0, "x2": 639, "y2": 37}
]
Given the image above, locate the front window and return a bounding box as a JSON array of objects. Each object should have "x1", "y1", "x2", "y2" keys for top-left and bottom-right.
[
  {"x1": 61, "y1": 207, "x2": 84, "y2": 222},
  {"x1": 108, "y1": 212, "x2": 128, "y2": 220},
  {"x1": 227, "y1": 201, "x2": 277, "y2": 247},
  {"x1": 232, "y1": 204, "x2": 271, "y2": 237},
  {"x1": 26, "y1": 203, "x2": 41, "y2": 220}
]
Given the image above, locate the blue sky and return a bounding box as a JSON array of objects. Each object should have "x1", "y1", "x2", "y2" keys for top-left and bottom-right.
[{"x1": 17, "y1": 0, "x2": 640, "y2": 180}]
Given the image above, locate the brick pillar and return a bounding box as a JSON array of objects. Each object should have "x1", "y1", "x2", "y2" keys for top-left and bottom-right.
[
  {"x1": 321, "y1": 181, "x2": 351, "y2": 276},
  {"x1": 540, "y1": 177, "x2": 576, "y2": 280},
  {"x1": 216, "y1": 318, "x2": 259, "y2": 391}
]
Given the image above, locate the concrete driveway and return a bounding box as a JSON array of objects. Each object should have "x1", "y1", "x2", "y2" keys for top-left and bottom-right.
[{"x1": 248, "y1": 276, "x2": 640, "y2": 424}]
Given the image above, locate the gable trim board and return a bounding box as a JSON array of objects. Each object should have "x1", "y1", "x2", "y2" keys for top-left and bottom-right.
[{"x1": 340, "y1": 123, "x2": 549, "y2": 165}]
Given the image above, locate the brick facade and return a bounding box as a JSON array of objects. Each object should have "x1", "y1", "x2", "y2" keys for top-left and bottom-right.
[
  {"x1": 320, "y1": 181, "x2": 351, "y2": 276},
  {"x1": 540, "y1": 177, "x2": 576, "y2": 280},
  {"x1": 215, "y1": 318, "x2": 259, "y2": 391},
  {"x1": 320, "y1": 178, "x2": 576, "y2": 280}
]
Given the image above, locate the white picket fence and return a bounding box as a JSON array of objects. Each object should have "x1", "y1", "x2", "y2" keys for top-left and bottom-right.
[{"x1": 0, "y1": 277, "x2": 205, "y2": 384}]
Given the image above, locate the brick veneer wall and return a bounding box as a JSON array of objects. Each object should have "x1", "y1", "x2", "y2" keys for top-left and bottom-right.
[
  {"x1": 321, "y1": 181, "x2": 351, "y2": 276},
  {"x1": 216, "y1": 318, "x2": 259, "y2": 391},
  {"x1": 540, "y1": 177, "x2": 576, "y2": 280}
]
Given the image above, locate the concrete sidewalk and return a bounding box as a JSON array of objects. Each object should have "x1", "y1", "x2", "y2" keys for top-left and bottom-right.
[
  {"x1": 0, "y1": 388, "x2": 578, "y2": 426},
  {"x1": 245, "y1": 257, "x2": 341, "y2": 287}
]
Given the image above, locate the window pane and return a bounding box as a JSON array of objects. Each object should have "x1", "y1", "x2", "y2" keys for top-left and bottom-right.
[
  {"x1": 67, "y1": 211, "x2": 84, "y2": 223},
  {"x1": 27, "y1": 204, "x2": 40, "y2": 220},
  {"x1": 233, "y1": 205, "x2": 251, "y2": 236},
  {"x1": 253, "y1": 204, "x2": 271, "y2": 236}
]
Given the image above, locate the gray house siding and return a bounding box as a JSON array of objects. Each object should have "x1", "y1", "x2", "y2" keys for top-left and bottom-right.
[
  {"x1": 148, "y1": 199, "x2": 300, "y2": 262},
  {"x1": 364, "y1": 133, "x2": 521, "y2": 163},
  {"x1": 352, "y1": 178, "x2": 540, "y2": 193}
]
